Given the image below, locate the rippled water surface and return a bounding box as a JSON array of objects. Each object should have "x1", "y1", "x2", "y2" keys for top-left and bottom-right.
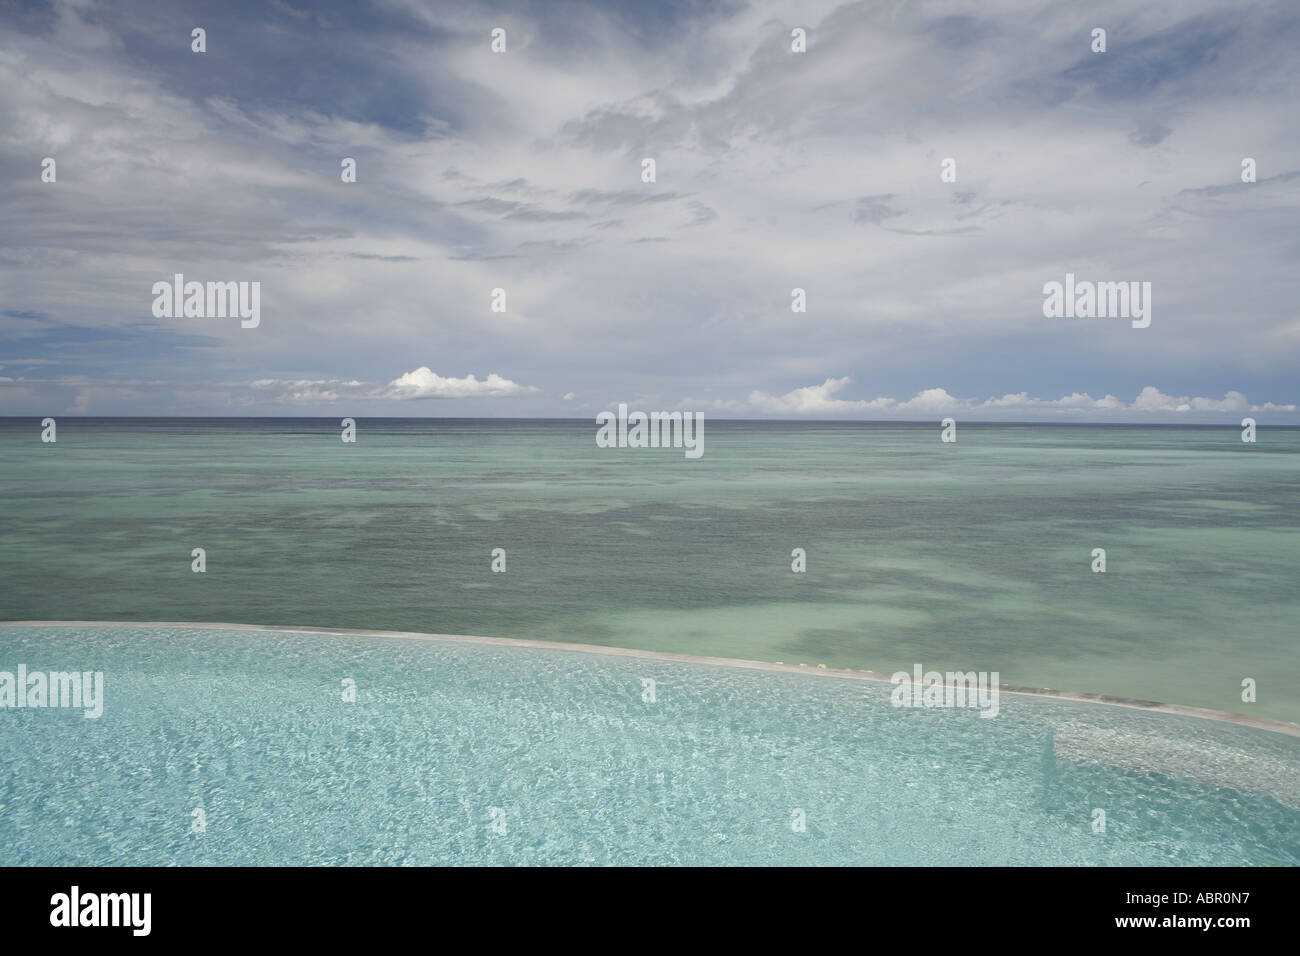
[
  {"x1": 2, "y1": 418, "x2": 1298, "y2": 722},
  {"x1": 1, "y1": 624, "x2": 1296, "y2": 866}
]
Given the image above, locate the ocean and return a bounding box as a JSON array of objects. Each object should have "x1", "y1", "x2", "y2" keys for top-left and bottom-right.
[{"x1": 2, "y1": 417, "x2": 1297, "y2": 723}]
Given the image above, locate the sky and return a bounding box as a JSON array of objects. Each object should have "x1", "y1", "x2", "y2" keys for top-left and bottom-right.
[{"x1": 1, "y1": 0, "x2": 1297, "y2": 421}]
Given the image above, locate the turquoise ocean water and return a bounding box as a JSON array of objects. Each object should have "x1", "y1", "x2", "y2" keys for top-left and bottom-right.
[{"x1": 1, "y1": 417, "x2": 1297, "y2": 723}]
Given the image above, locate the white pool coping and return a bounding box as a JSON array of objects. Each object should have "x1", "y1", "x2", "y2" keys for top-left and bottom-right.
[{"x1": 4, "y1": 619, "x2": 1299, "y2": 739}]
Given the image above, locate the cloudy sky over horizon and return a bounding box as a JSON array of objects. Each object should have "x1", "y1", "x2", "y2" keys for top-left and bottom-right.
[{"x1": 2, "y1": 0, "x2": 1297, "y2": 420}]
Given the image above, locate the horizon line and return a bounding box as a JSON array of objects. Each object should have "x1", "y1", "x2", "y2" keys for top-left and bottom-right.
[{"x1": 1, "y1": 415, "x2": 1294, "y2": 428}]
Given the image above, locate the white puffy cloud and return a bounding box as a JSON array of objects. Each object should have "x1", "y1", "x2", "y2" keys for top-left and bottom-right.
[
  {"x1": 381, "y1": 367, "x2": 539, "y2": 399},
  {"x1": 688, "y1": 378, "x2": 1294, "y2": 419},
  {"x1": 247, "y1": 367, "x2": 539, "y2": 404}
]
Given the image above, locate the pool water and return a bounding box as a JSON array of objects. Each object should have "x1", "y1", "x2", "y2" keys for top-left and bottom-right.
[{"x1": 1, "y1": 624, "x2": 1296, "y2": 865}]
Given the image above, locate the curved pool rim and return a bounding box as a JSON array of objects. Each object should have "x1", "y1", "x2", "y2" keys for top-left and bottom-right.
[{"x1": 5, "y1": 619, "x2": 1297, "y2": 739}]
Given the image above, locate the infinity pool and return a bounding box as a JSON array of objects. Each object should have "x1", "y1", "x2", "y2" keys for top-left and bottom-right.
[{"x1": 1, "y1": 624, "x2": 1296, "y2": 865}]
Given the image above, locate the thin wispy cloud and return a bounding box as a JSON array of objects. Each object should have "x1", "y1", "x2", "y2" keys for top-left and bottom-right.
[{"x1": 0, "y1": 0, "x2": 1296, "y2": 419}]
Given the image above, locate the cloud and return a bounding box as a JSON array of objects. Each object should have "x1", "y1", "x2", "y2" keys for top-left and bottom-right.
[
  {"x1": 1129, "y1": 120, "x2": 1174, "y2": 148},
  {"x1": 854, "y1": 195, "x2": 904, "y2": 225},
  {"x1": 246, "y1": 367, "x2": 540, "y2": 404},
  {"x1": 568, "y1": 189, "x2": 690, "y2": 206},
  {"x1": 688, "y1": 378, "x2": 1295, "y2": 419},
  {"x1": 381, "y1": 367, "x2": 539, "y2": 399},
  {"x1": 1, "y1": 0, "x2": 1298, "y2": 420}
]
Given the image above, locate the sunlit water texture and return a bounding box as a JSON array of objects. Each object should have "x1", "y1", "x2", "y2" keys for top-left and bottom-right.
[{"x1": 0, "y1": 625, "x2": 1296, "y2": 865}]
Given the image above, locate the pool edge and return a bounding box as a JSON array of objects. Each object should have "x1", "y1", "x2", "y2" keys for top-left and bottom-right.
[{"x1": 4, "y1": 619, "x2": 1298, "y2": 739}]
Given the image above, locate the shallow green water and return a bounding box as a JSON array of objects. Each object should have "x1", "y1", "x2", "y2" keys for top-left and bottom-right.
[{"x1": 1, "y1": 418, "x2": 1297, "y2": 722}]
